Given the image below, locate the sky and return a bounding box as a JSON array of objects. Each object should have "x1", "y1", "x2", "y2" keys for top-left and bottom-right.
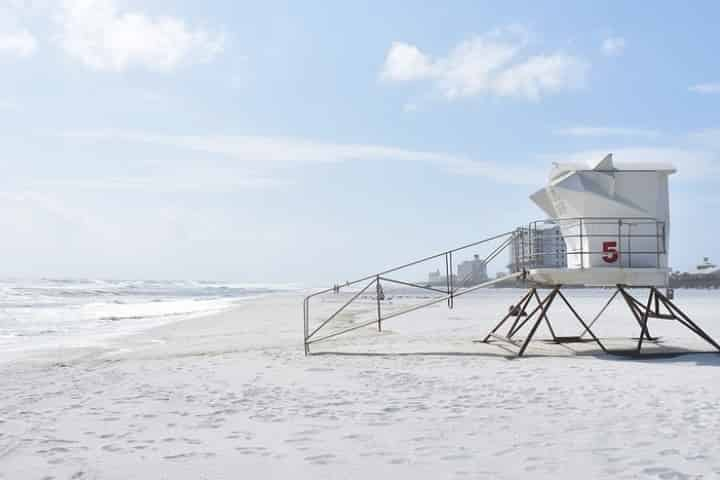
[{"x1": 1, "y1": 0, "x2": 720, "y2": 283}]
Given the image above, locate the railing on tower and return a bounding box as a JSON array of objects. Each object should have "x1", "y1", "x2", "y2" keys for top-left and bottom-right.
[{"x1": 509, "y1": 217, "x2": 667, "y2": 273}]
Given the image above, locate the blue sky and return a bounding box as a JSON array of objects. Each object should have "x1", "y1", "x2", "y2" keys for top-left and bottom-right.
[{"x1": 1, "y1": 0, "x2": 719, "y2": 282}]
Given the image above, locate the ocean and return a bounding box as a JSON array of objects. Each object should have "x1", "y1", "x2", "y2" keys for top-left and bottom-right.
[{"x1": 0, "y1": 278, "x2": 291, "y2": 352}]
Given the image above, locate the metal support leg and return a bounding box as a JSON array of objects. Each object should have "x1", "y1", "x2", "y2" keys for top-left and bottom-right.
[
  {"x1": 619, "y1": 287, "x2": 654, "y2": 340},
  {"x1": 506, "y1": 289, "x2": 535, "y2": 338},
  {"x1": 509, "y1": 289, "x2": 556, "y2": 338},
  {"x1": 534, "y1": 289, "x2": 557, "y2": 341},
  {"x1": 579, "y1": 288, "x2": 620, "y2": 338},
  {"x1": 518, "y1": 287, "x2": 560, "y2": 357},
  {"x1": 655, "y1": 290, "x2": 720, "y2": 351},
  {"x1": 510, "y1": 289, "x2": 557, "y2": 338},
  {"x1": 483, "y1": 288, "x2": 534, "y2": 343},
  {"x1": 636, "y1": 288, "x2": 654, "y2": 352},
  {"x1": 556, "y1": 290, "x2": 607, "y2": 352}
]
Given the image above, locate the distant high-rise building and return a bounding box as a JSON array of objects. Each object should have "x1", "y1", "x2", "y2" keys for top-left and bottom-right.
[
  {"x1": 509, "y1": 225, "x2": 567, "y2": 273},
  {"x1": 428, "y1": 269, "x2": 442, "y2": 284},
  {"x1": 457, "y1": 254, "x2": 488, "y2": 285}
]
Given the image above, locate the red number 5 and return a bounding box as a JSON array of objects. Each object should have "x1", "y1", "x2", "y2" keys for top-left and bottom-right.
[{"x1": 602, "y1": 241, "x2": 618, "y2": 263}]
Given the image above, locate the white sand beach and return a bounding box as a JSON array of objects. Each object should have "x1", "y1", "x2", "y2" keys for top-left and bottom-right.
[{"x1": 2, "y1": 289, "x2": 720, "y2": 479}]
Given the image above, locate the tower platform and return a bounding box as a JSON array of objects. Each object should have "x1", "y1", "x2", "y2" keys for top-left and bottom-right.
[{"x1": 526, "y1": 267, "x2": 671, "y2": 288}]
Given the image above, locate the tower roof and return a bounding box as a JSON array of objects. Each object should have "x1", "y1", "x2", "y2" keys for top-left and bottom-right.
[{"x1": 549, "y1": 153, "x2": 676, "y2": 182}]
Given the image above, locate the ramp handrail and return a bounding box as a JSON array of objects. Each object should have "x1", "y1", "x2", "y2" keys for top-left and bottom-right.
[
  {"x1": 303, "y1": 230, "x2": 519, "y2": 354},
  {"x1": 304, "y1": 230, "x2": 515, "y2": 300},
  {"x1": 305, "y1": 272, "x2": 524, "y2": 347}
]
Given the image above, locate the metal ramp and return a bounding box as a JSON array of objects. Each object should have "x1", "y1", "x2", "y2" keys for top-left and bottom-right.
[{"x1": 302, "y1": 231, "x2": 523, "y2": 355}]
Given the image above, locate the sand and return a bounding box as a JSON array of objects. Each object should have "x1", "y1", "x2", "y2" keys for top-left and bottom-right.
[{"x1": 1, "y1": 289, "x2": 720, "y2": 479}]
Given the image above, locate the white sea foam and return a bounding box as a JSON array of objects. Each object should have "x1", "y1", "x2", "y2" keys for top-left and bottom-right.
[{"x1": 0, "y1": 278, "x2": 287, "y2": 352}]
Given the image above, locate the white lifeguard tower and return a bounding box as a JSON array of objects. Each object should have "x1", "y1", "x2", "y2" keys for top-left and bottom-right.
[
  {"x1": 525, "y1": 153, "x2": 672, "y2": 286},
  {"x1": 302, "y1": 153, "x2": 720, "y2": 357},
  {"x1": 484, "y1": 154, "x2": 719, "y2": 355}
]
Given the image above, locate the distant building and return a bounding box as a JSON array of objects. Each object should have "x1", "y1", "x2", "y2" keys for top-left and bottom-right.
[
  {"x1": 696, "y1": 257, "x2": 718, "y2": 272},
  {"x1": 509, "y1": 225, "x2": 567, "y2": 273},
  {"x1": 457, "y1": 254, "x2": 488, "y2": 286},
  {"x1": 670, "y1": 257, "x2": 720, "y2": 288},
  {"x1": 426, "y1": 269, "x2": 456, "y2": 287}
]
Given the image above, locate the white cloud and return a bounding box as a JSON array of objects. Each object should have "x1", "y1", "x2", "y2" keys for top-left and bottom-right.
[
  {"x1": 380, "y1": 28, "x2": 588, "y2": 101},
  {"x1": 29, "y1": 174, "x2": 289, "y2": 193},
  {"x1": 492, "y1": 53, "x2": 587, "y2": 100},
  {"x1": 689, "y1": 83, "x2": 720, "y2": 94},
  {"x1": 63, "y1": 130, "x2": 540, "y2": 185},
  {"x1": 61, "y1": 129, "x2": 720, "y2": 188},
  {"x1": 555, "y1": 126, "x2": 660, "y2": 138},
  {"x1": 380, "y1": 42, "x2": 432, "y2": 82},
  {"x1": 0, "y1": 29, "x2": 37, "y2": 58},
  {"x1": 601, "y1": 37, "x2": 625, "y2": 56},
  {"x1": 59, "y1": 0, "x2": 225, "y2": 72}
]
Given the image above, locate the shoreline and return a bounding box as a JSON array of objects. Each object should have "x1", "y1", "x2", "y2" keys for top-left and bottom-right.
[{"x1": 0, "y1": 291, "x2": 296, "y2": 367}]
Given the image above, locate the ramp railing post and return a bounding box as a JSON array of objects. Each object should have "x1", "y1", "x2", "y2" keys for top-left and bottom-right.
[
  {"x1": 376, "y1": 276, "x2": 382, "y2": 332},
  {"x1": 303, "y1": 298, "x2": 309, "y2": 355},
  {"x1": 449, "y1": 251, "x2": 454, "y2": 309}
]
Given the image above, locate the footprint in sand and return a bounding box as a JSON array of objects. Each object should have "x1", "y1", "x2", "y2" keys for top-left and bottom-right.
[
  {"x1": 235, "y1": 446, "x2": 269, "y2": 456},
  {"x1": 101, "y1": 444, "x2": 124, "y2": 453},
  {"x1": 283, "y1": 436, "x2": 313, "y2": 444},
  {"x1": 305, "y1": 453, "x2": 337, "y2": 465},
  {"x1": 492, "y1": 447, "x2": 516, "y2": 457},
  {"x1": 181, "y1": 438, "x2": 202, "y2": 445},
  {"x1": 163, "y1": 452, "x2": 198, "y2": 460},
  {"x1": 641, "y1": 466, "x2": 693, "y2": 479},
  {"x1": 441, "y1": 453, "x2": 472, "y2": 461}
]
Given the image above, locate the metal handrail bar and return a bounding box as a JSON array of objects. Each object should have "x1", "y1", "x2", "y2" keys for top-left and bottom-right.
[
  {"x1": 532, "y1": 250, "x2": 667, "y2": 255},
  {"x1": 559, "y1": 234, "x2": 664, "y2": 238},
  {"x1": 306, "y1": 278, "x2": 377, "y2": 340},
  {"x1": 483, "y1": 235, "x2": 514, "y2": 265},
  {"x1": 303, "y1": 230, "x2": 515, "y2": 300},
  {"x1": 306, "y1": 271, "x2": 524, "y2": 346},
  {"x1": 536, "y1": 216, "x2": 660, "y2": 221},
  {"x1": 378, "y1": 276, "x2": 448, "y2": 295}
]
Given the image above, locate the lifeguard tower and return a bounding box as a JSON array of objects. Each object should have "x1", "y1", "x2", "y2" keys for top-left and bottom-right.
[
  {"x1": 482, "y1": 154, "x2": 720, "y2": 355},
  {"x1": 302, "y1": 154, "x2": 720, "y2": 357}
]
